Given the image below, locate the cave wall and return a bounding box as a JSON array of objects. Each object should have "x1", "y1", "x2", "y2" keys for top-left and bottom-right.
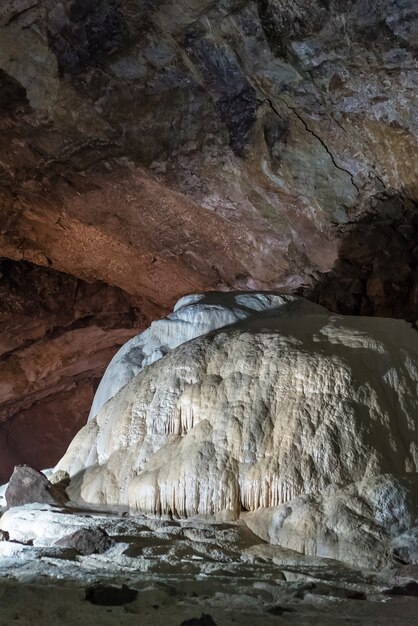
[
  {"x1": 0, "y1": 0, "x2": 417, "y2": 478},
  {"x1": 304, "y1": 193, "x2": 418, "y2": 320},
  {"x1": 0, "y1": 260, "x2": 156, "y2": 481}
]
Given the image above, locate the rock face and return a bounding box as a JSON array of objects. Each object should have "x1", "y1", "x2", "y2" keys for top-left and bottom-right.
[
  {"x1": 0, "y1": 259, "x2": 157, "y2": 482},
  {"x1": 54, "y1": 527, "x2": 113, "y2": 556},
  {"x1": 2, "y1": 505, "x2": 418, "y2": 624},
  {"x1": 5, "y1": 465, "x2": 67, "y2": 509},
  {"x1": 245, "y1": 473, "x2": 418, "y2": 569},
  {"x1": 54, "y1": 293, "x2": 418, "y2": 559},
  {"x1": 305, "y1": 201, "x2": 418, "y2": 320},
  {"x1": 0, "y1": 0, "x2": 417, "y2": 301},
  {"x1": 0, "y1": 1, "x2": 417, "y2": 478}
]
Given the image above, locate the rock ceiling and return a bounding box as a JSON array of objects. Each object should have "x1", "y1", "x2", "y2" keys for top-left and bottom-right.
[{"x1": 0, "y1": 0, "x2": 417, "y2": 479}]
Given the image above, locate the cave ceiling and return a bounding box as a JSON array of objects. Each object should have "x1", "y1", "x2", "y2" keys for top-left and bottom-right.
[{"x1": 0, "y1": 0, "x2": 417, "y2": 478}]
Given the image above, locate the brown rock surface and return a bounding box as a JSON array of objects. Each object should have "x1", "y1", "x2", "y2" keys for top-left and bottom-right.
[
  {"x1": 0, "y1": 259, "x2": 156, "y2": 481},
  {"x1": 0, "y1": 1, "x2": 417, "y2": 477},
  {"x1": 1, "y1": 0, "x2": 416, "y2": 297},
  {"x1": 5, "y1": 464, "x2": 67, "y2": 508}
]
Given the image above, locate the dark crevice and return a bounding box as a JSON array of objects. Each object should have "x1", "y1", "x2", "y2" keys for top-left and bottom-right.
[
  {"x1": 0, "y1": 69, "x2": 29, "y2": 114},
  {"x1": 4, "y1": 2, "x2": 39, "y2": 26}
]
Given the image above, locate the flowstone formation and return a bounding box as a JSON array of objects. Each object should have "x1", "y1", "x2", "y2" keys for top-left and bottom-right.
[
  {"x1": 89, "y1": 291, "x2": 325, "y2": 419},
  {"x1": 53, "y1": 292, "x2": 418, "y2": 566}
]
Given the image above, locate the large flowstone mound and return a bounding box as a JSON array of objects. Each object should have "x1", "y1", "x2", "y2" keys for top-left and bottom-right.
[{"x1": 55, "y1": 293, "x2": 418, "y2": 537}]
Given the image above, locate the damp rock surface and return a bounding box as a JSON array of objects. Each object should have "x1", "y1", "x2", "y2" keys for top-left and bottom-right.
[
  {"x1": 54, "y1": 527, "x2": 113, "y2": 556},
  {"x1": 0, "y1": 0, "x2": 417, "y2": 481}
]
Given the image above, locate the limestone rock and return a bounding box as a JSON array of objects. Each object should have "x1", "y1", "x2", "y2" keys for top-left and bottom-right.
[
  {"x1": 0, "y1": 0, "x2": 417, "y2": 482},
  {"x1": 0, "y1": 259, "x2": 155, "y2": 483},
  {"x1": 49, "y1": 470, "x2": 70, "y2": 487},
  {"x1": 89, "y1": 291, "x2": 326, "y2": 419},
  {"x1": 3, "y1": 501, "x2": 418, "y2": 621},
  {"x1": 0, "y1": 483, "x2": 6, "y2": 510},
  {"x1": 54, "y1": 527, "x2": 113, "y2": 555},
  {"x1": 1, "y1": 0, "x2": 416, "y2": 304},
  {"x1": 5, "y1": 465, "x2": 68, "y2": 509},
  {"x1": 0, "y1": 503, "x2": 106, "y2": 546},
  {"x1": 54, "y1": 294, "x2": 418, "y2": 534},
  {"x1": 383, "y1": 582, "x2": 418, "y2": 597},
  {"x1": 245, "y1": 474, "x2": 418, "y2": 569}
]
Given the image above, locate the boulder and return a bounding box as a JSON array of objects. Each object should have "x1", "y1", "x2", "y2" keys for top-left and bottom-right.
[
  {"x1": 55, "y1": 301, "x2": 418, "y2": 523},
  {"x1": 54, "y1": 527, "x2": 113, "y2": 555},
  {"x1": 5, "y1": 465, "x2": 68, "y2": 509},
  {"x1": 245, "y1": 474, "x2": 418, "y2": 569},
  {"x1": 50, "y1": 293, "x2": 418, "y2": 567}
]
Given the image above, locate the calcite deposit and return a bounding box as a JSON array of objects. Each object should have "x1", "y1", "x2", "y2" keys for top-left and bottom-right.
[
  {"x1": 2, "y1": 502, "x2": 418, "y2": 626},
  {"x1": 245, "y1": 473, "x2": 418, "y2": 569},
  {"x1": 0, "y1": 0, "x2": 417, "y2": 474},
  {"x1": 89, "y1": 291, "x2": 326, "y2": 419},
  {"x1": 0, "y1": 2, "x2": 417, "y2": 620},
  {"x1": 52, "y1": 292, "x2": 418, "y2": 566}
]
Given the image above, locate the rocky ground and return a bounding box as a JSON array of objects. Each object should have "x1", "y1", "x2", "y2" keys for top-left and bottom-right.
[{"x1": 0, "y1": 503, "x2": 418, "y2": 625}]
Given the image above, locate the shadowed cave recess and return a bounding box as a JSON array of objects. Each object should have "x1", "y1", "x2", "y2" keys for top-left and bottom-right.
[{"x1": 0, "y1": 1, "x2": 418, "y2": 623}]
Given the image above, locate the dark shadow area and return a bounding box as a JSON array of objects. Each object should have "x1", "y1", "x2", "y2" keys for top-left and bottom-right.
[
  {"x1": 0, "y1": 69, "x2": 28, "y2": 115},
  {"x1": 303, "y1": 191, "x2": 418, "y2": 322}
]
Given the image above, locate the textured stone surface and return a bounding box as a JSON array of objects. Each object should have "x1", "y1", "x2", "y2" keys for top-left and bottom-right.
[
  {"x1": 54, "y1": 295, "x2": 418, "y2": 557},
  {"x1": 0, "y1": 0, "x2": 416, "y2": 300},
  {"x1": 304, "y1": 199, "x2": 418, "y2": 320},
  {"x1": 5, "y1": 465, "x2": 67, "y2": 509},
  {"x1": 0, "y1": 0, "x2": 417, "y2": 473},
  {"x1": 1, "y1": 502, "x2": 418, "y2": 623},
  {"x1": 55, "y1": 527, "x2": 113, "y2": 555},
  {"x1": 0, "y1": 259, "x2": 157, "y2": 482},
  {"x1": 245, "y1": 473, "x2": 418, "y2": 568},
  {"x1": 89, "y1": 291, "x2": 326, "y2": 419}
]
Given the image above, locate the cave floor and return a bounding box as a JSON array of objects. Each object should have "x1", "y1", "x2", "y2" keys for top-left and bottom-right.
[{"x1": 0, "y1": 505, "x2": 417, "y2": 625}]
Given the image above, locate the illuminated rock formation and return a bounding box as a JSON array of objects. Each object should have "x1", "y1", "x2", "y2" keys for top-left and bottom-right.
[
  {"x1": 0, "y1": 259, "x2": 155, "y2": 482},
  {"x1": 89, "y1": 291, "x2": 326, "y2": 419},
  {"x1": 1, "y1": 0, "x2": 417, "y2": 477},
  {"x1": 245, "y1": 473, "x2": 418, "y2": 569},
  {"x1": 55, "y1": 293, "x2": 418, "y2": 524}
]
